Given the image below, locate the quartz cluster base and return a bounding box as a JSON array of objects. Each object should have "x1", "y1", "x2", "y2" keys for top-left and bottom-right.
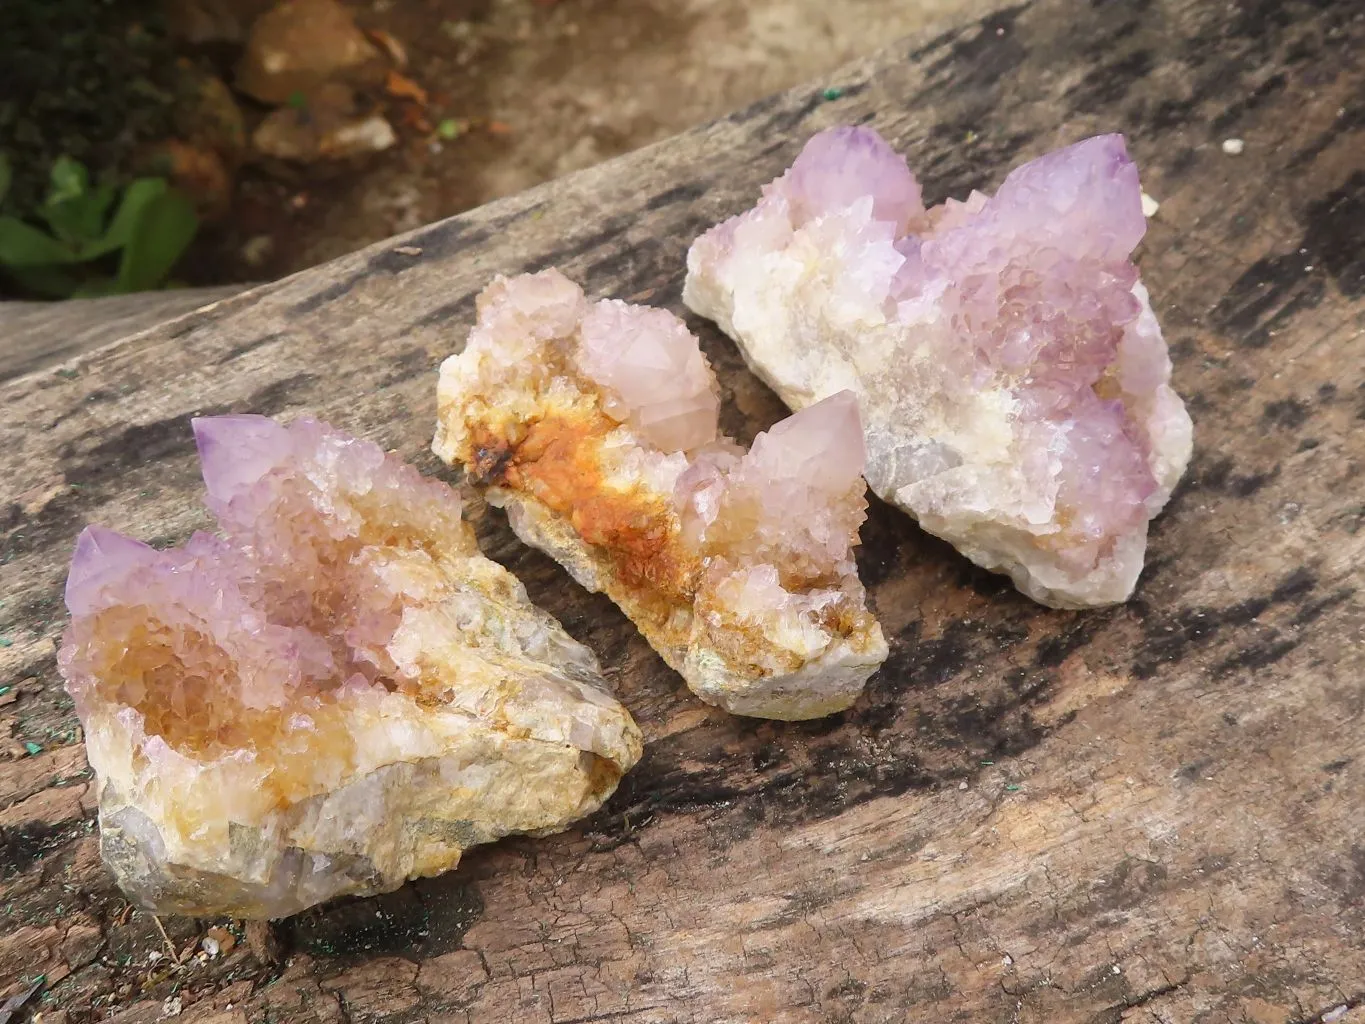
[
  {"x1": 59, "y1": 415, "x2": 642, "y2": 919},
  {"x1": 434, "y1": 270, "x2": 888, "y2": 720},
  {"x1": 684, "y1": 128, "x2": 1193, "y2": 608}
]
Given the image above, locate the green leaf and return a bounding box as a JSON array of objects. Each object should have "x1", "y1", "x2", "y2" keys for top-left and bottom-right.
[
  {"x1": 0, "y1": 215, "x2": 80, "y2": 267},
  {"x1": 0, "y1": 153, "x2": 11, "y2": 206},
  {"x1": 115, "y1": 187, "x2": 197, "y2": 292},
  {"x1": 40, "y1": 158, "x2": 121, "y2": 245},
  {"x1": 45, "y1": 182, "x2": 119, "y2": 247},
  {"x1": 86, "y1": 181, "x2": 119, "y2": 227},
  {"x1": 47, "y1": 157, "x2": 88, "y2": 205},
  {"x1": 87, "y1": 178, "x2": 167, "y2": 258}
]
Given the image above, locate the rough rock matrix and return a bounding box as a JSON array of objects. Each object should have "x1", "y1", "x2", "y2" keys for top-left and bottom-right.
[
  {"x1": 685, "y1": 128, "x2": 1193, "y2": 608},
  {"x1": 59, "y1": 415, "x2": 642, "y2": 919},
  {"x1": 433, "y1": 270, "x2": 887, "y2": 720}
]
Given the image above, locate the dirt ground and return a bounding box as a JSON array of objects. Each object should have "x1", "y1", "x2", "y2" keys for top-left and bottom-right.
[{"x1": 194, "y1": 0, "x2": 997, "y2": 283}]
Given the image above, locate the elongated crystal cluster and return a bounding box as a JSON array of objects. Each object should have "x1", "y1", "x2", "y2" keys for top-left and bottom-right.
[
  {"x1": 433, "y1": 270, "x2": 887, "y2": 720},
  {"x1": 59, "y1": 415, "x2": 642, "y2": 918},
  {"x1": 685, "y1": 128, "x2": 1193, "y2": 608}
]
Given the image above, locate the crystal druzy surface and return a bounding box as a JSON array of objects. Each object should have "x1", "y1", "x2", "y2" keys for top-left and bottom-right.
[
  {"x1": 433, "y1": 270, "x2": 887, "y2": 720},
  {"x1": 59, "y1": 415, "x2": 642, "y2": 919},
  {"x1": 685, "y1": 128, "x2": 1193, "y2": 608}
]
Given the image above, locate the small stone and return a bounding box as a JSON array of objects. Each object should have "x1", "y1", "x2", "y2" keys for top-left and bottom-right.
[
  {"x1": 236, "y1": 0, "x2": 385, "y2": 105},
  {"x1": 434, "y1": 270, "x2": 887, "y2": 720},
  {"x1": 1140, "y1": 191, "x2": 1160, "y2": 217},
  {"x1": 240, "y1": 234, "x2": 275, "y2": 268},
  {"x1": 58, "y1": 415, "x2": 641, "y2": 919},
  {"x1": 685, "y1": 127, "x2": 1193, "y2": 608},
  {"x1": 1221, "y1": 138, "x2": 1245, "y2": 155},
  {"x1": 323, "y1": 114, "x2": 397, "y2": 156},
  {"x1": 145, "y1": 140, "x2": 233, "y2": 221},
  {"x1": 206, "y1": 926, "x2": 236, "y2": 956},
  {"x1": 251, "y1": 83, "x2": 396, "y2": 163}
]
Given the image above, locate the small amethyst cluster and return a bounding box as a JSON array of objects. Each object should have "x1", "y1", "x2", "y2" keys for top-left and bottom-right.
[{"x1": 686, "y1": 128, "x2": 1191, "y2": 607}]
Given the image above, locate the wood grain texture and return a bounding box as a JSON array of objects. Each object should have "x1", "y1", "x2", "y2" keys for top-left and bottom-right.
[
  {"x1": 0, "y1": 287, "x2": 247, "y2": 385},
  {"x1": 2, "y1": 0, "x2": 1363, "y2": 1021}
]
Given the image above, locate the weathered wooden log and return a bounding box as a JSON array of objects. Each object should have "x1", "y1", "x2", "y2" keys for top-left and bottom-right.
[
  {"x1": 0, "y1": 287, "x2": 246, "y2": 385},
  {"x1": 1, "y1": 0, "x2": 1362, "y2": 1020}
]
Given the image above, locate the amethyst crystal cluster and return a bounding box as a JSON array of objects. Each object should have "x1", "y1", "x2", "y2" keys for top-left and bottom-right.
[
  {"x1": 685, "y1": 128, "x2": 1192, "y2": 607},
  {"x1": 60, "y1": 415, "x2": 640, "y2": 917},
  {"x1": 433, "y1": 269, "x2": 887, "y2": 721}
]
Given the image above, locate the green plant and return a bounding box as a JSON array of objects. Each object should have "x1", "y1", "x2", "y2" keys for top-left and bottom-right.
[{"x1": 0, "y1": 154, "x2": 197, "y2": 298}]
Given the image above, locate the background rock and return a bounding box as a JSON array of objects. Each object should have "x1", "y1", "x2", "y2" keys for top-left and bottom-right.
[
  {"x1": 236, "y1": 0, "x2": 385, "y2": 105},
  {"x1": 251, "y1": 83, "x2": 395, "y2": 163}
]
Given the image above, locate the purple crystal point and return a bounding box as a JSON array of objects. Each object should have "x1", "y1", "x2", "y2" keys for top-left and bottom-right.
[
  {"x1": 682, "y1": 389, "x2": 870, "y2": 583},
  {"x1": 780, "y1": 125, "x2": 924, "y2": 229},
  {"x1": 65, "y1": 525, "x2": 157, "y2": 615},
  {"x1": 577, "y1": 298, "x2": 720, "y2": 452},
  {"x1": 989, "y1": 133, "x2": 1146, "y2": 261},
  {"x1": 193, "y1": 414, "x2": 292, "y2": 508},
  {"x1": 749, "y1": 390, "x2": 866, "y2": 491}
]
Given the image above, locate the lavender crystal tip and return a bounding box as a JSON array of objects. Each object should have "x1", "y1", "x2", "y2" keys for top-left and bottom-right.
[
  {"x1": 59, "y1": 414, "x2": 642, "y2": 919},
  {"x1": 64, "y1": 525, "x2": 155, "y2": 617},
  {"x1": 684, "y1": 125, "x2": 1193, "y2": 609},
  {"x1": 191, "y1": 413, "x2": 293, "y2": 505}
]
